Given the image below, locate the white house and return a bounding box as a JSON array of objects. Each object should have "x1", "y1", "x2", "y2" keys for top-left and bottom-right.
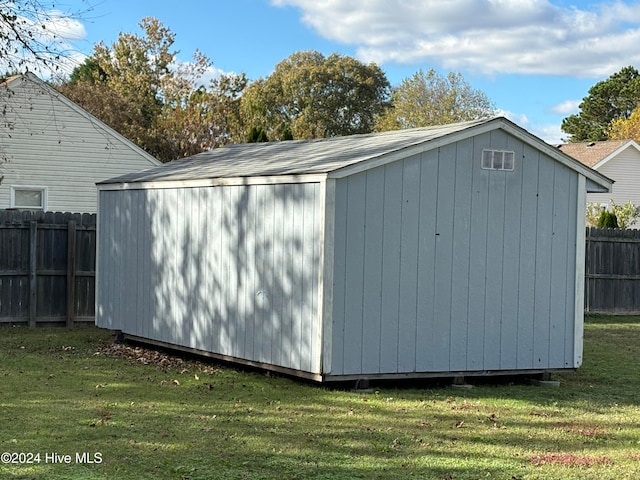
[
  {"x1": 96, "y1": 117, "x2": 612, "y2": 382},
  {"x1": 559, "y1": 139, "x2": 640, "y2": 227},
  {"x1": 0, "y1": 73, "x2": 161, "y2": 213}
]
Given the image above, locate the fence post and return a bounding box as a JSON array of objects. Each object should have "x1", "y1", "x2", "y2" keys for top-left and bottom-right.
[
  {"x1": 66, "y1": 220, "x2": 77, "y2": 328},
  {"x1": 28, "y1": 221, "x2": 37, "y2": 328}
]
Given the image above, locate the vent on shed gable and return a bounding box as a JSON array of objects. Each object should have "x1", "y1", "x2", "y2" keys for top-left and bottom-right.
[{"x1": 481, "y1": 149, "x2": 515, "y2": 171}]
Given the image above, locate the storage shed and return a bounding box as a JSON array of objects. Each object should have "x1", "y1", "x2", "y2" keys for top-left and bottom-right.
[{"x1": 96, "y1": 117, "x2": 612, "y2": 382}]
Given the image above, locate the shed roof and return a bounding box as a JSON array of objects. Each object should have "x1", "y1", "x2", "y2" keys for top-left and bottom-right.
[
  {"x1": 99, "y1": 117, "x2": 612, "y2": 192},
  {"x1": 557, "y1": 139, "x2": 633, "y2": 168}
]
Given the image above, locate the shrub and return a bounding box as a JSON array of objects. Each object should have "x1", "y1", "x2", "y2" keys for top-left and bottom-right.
[{"x1": 597, "y1": 209, "x2": 619, "y2": 228}]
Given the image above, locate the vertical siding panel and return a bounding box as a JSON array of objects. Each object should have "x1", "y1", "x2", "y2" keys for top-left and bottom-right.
[
  {"x1": 185, "y1": 189, "x2": 197, "y2": 348},
  {"x1": 297, "y1": 183, "x2": 308, "y2": 371},
  {"x1": 549, "y1": 166, "x2": 572, "y2": 367},
  {"x1": 331, "y1": 180, "x2": 348, "y2": 375},
  {"x1": 195, "y1": 187, "x2": 209, "y2": 352},
  {"x1": 149, "y1": 190, "x2": 161, "y2": 341},
  {"x1": 119, "y1": 192, "x2": 130, "y2": 332},
  {"x1": 380, "y1": 162, "x2": 403, "y2": 373},
  {"x1": 267, "y1": 185, "x2": 281, "y2": 366},
  {"x1": 121, "y1": 191, "x2": 133, "y2": 334},
  {"x1": 148, "y1": 189, "x2": 161, "y2": 341},
  {"x1": 243, "y1": 187, "x2": 256, "y2": 361},
  {"x1": 302, "y1": 183, "x2": 318, "y2": 372},
  {"x1": 109, "y1": 191, "x2": 118, "y2": 329},
  {"x1": 362, "y1": 168, "x2": 385, "y2": 374},
  {"x1": 517, "y1": 146, "x2": 539, "y2": 368},
  {"x1": 159, "y1": 189, "x2": 172, "y2": 344},
  {"x1": 235, "y1": 186, "x2": 249, "y2": 360},
  {"x1": 194, "y1": 188, "x2": 207, "y2": 351},
  {"x1": 141, "y1": 190, "x2": 153, "y2": 341},
  {"x1": 321, "y1": 179, "x2": 336, "y2": 375},
  {"x1": 467, "y1": 133, "x2": 490, "y2": 370},
  {"x1": 433, "y1": 145, "x2": 456, "y2": 372},
  {"x1": 500, "y1": 137, "x2": 525, "y2": 369},
  {"x1": 449, "y1": 138, "x2": 474, "y2": 371},
  {"x1": 134, "y1": 190, "x2": 145, "y2": 338},
  {"x1": 296, "y1": 184, "x2": 307, "y2": 370},
  {"x1": 398, "y1": 156, "x2": 421, "y2": 372},
  {"x1": 312, "y1": 183, "x2": 321, "y2": 372},
  {"x1": 484, "y1": 180, "x2": 507, "y2": 369},
  {"x1": 564, "y1": 176, "x2": 579, "y2": 367},
  {"x1": 343, "y1": 174, "x2": 366, "y2": 374},
  {"x1": 280, "y1": 185, "x2": 294, "y2": 368},
  {"x1": 221, "y1": 188, "x2": 232, "y2": 357},
  {"x1": 534, "y1": 157, "x2": 555, "y2": 368},
  {"x1": 255, "y1": 186, "x2": 269, "y2": 362},
  {"x1": 415, "y1": 150, "x2": 439, "y2": 371},
  {"x1": 97, "y1": 191, "x2": 112, "y2": 328},
  {"x1": 176, "y1": 189, "x2": 187, "y2": 345},
  {"x1": 210, "y1": 187, "x2": 223, "y2": 354}
]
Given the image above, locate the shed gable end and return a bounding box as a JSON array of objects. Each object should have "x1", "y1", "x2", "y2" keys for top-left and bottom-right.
[{"x1": 329, "y1": 130, "x2": 580, "y2": 376}]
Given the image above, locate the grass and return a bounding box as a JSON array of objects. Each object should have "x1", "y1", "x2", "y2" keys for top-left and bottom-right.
[{"x1": 1, "y1": 316, "x2": 640, "y2": 479}]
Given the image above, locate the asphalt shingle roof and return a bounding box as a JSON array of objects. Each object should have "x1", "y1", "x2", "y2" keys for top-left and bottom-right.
[
  {"x1": 557, "y1": 140, "x2": 631, "y2": 168},
  {"x1": 99, "y1": 118, "x2": 491, "y2": 184}
]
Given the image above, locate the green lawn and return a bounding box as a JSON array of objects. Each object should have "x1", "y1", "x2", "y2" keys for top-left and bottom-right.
[{"x1": 1, "y1": 316, "x2": 640, "y2": 479}]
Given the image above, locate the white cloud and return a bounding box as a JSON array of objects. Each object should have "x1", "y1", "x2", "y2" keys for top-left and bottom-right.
[
  {"x1": 533, "y1": 123, "x2": 566, "y2": 144},
  {"x1": 497, "y1": 109, "x2": 530, "y2": 128},
  {"x1": 550, "y1": 99, "x2": 581, "y2": 115},
  {"x1": 41, "y1": 10, "x2": 87, "y2": 41},
  {"x1": 272, "y1": 0, "x2": 640, "y2": 77}
]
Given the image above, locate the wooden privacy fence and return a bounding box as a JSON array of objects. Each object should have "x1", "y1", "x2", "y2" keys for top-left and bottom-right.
[
  {"x1": 0, "y1": 211, "x2": 96, "y2": 326},
  {"x1": 585, "y1": 227, "x2": 640, "y2": 314}
]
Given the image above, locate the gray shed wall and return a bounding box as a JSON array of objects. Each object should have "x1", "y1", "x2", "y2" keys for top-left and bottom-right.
[
  {"x1": 329, "y1": 130, "x2": 580, "y2": 376},
  {"x1": 97, "y1": 182, "x2": 322, "y2": 373}
]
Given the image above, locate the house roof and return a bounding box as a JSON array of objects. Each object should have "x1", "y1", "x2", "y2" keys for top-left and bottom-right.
[
  {"x1": 557, "y1": 140, "x2": 634, "y2": 168},
  {"x1": 98, "y1": 117, "x2": 613, "y2": 193},
  {"x1": 1, "y1": 73, "x2": 161, "y2": 167}
]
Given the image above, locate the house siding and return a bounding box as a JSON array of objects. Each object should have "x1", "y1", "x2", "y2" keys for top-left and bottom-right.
[
  {"x1": 587, "y1": 146, "x2": 640, "y2": 227},
  {"x1": 329, "y1": 130, "x2": 580, "y2": 376},
  {"x1": 97, "y1": 182, "x2": 323, "y2": 374},
  {"x1": 0, "y1": 76, "x2": 158, "y2": 213}
]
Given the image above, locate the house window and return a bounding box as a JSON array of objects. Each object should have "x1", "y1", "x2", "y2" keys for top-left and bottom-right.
[
  {"x1": 10, "y1": 186, "x2": 47, "y2": 210},
  {"x1": 481, "y1": 149, "x2": 515, "y2": 171}
]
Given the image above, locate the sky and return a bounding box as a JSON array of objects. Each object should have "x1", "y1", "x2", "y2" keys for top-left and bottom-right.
[{"x1": 23, "y1": 0, "x2": 640, "y2": 144}]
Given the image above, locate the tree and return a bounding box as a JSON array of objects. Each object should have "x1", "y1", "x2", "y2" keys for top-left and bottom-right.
[
  {"x1": 57, "y1": 17, "x2": 247, "y2": 161},
  {"x1": 597, "y1": 209, "x2": 619, "y2": 228},
  {"x1": 240, "y1": 50, "x2": 391, "y2": 141},
  {"x1": 0, "y1": 0, "x2": 89, "y2": 73},
  {"x1": 375, "y1": 69, "x2": 496, "y2": 131},
  {"x1": 246, "y1": 126, "x2": 269, "y2": 143},
  {"x1": 608, "y1": 106, "x2": 640, "y2": 143},
  {"x1": 561, "y1": 66, "x2": 640, "y2": 143}
]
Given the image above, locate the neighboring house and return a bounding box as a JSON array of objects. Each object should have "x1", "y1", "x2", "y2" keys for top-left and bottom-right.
[
  {"x1": 0, "y1": 73, "x2": 161, "y2": 213},
  {"x1": 558, "y1": 139, "x2": 640, "y2": 227},
  {"x1": 96, "y1": 117, "x2": 612, "y2": 383}
]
